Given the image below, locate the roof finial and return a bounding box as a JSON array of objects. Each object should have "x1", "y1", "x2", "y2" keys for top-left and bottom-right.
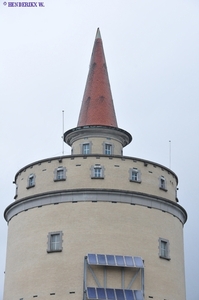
[{"x1": 95, "y1": 28, "x2": 101, "y2": 39}]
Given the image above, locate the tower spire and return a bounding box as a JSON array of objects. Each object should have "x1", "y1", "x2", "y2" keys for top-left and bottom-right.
[
  {"x1": 77, "y1": 28, "x2": 118, "y2": 127},
  {"x1": 95, "y1": 27, "x2": 101, "y2": 39}
]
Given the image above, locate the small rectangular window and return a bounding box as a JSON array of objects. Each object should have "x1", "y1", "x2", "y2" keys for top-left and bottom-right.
[
  {"x1": 161, "y1": 241, "x2": 167, "y2": 257},
  {"x1": 159, "y1": 238, "x2": 170, "y2": 260},
  {"x1": 47, "y1": 231, "x2": 63, "y2": 253},
  {"x1": 159, "y1": 176, "x2": 167, "y2": 191},
  {"x1": 129, "y1": 168, "x2": 141, "y2": 183},
  {"x1": 29, "y1": 175, "x2": 34, "y2": 186},
  {"x1": 82, "y1": 143, "x2": 90, "y2": 155},
  {"x1": 94, "y1": 167, "x2": 102, "y2": 178},
  {"x1": 54, "y1": 167, "x2": 66, "y2": 181},
  {"x1": 57, "y1": 169, "x2": 64, "y2": 180},
  {"x1": 91, "y1": 165, "x2": 104, "y2": 179},
  {"x1": 105, "y1": 144, "x2": 112, "y2": 155},
  {"x1": 132, "y1": 169, "x2": 138, "y2": 181},
  {"x1": 27, "y1": 174, "x2": 35, "y2": 189}
]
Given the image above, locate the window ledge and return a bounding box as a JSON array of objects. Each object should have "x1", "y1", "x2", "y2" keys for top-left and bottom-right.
[
  {"x1": 26, "y1": 185, "x2": 35, "y2": 189},
  {"x1": 159, "y1": 187, "x2": 167, "y2": 192},
  {"x1": 91, "y1": 177, "x2": 104, "y2": 179},
  {"x1": 54, "y1": 178, "x2": 66, "y2": 182},
  {"x1": 130, "y1": 180, "x2": 141, "y2": 184},
  {"x1": 47, "y1": 249, "x2": 62, "y2": 253},
  {"x1": 159, "y1": 255, "x2": 171, "y2": 261}
]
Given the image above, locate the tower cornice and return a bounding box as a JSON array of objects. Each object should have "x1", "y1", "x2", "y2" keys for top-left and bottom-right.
[
  {"x1": 64, "y1": 125, "x2": 132, "y2": 147},
  {"x1": 4, "y1": 189, "x2": 187, "y2": 224}
]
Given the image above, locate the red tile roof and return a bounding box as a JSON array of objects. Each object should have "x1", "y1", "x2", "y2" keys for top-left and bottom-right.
[{"x1": 77, "y1": 29, "x2": 118, "y2": 127}]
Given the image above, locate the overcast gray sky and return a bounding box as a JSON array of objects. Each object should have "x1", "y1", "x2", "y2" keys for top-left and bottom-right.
[{"x1": 0, "y1": 0, "x2": 199, "y2": 299}]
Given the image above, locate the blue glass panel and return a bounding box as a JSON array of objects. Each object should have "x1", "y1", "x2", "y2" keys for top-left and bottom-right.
[
  {"x1": 106, "y1": 288, "x2": 115, "y2": 300},
  {"x1": 115, "y1": 255, "x2": 125, "y2": 266},
  {"x1": 134, "y1": 257, "x2": 144, "y2": 268},
  {"x1": 124, "y1": 290, "x2": 134, "y2": 300},
  {"x1": 106, "y1": 255, "x2": 116, "y2": 266},
  {"x1": 97, "y1": 288, "x2": 106, "y2": 299},
  {"x1": 88, "y1": 254, "x2": 97, "y2": 265},
  {"x1": 134, "y1": 290, "x2": 143, "y2": 300},
  {"x1": 87, "y1": 287, "x2": 97, "y2": 299},
  {"x1": 115, "y1": 289, "x2": 125, "y2": 300},
  {"x1": 97, "y1": 254, "x2": 106, "y2": 265},
  {"x1": 124, "y1": 256, "x2": 134, "y2": 267}
]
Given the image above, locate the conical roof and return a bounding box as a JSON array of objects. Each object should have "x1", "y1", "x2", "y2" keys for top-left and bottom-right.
[{"x1": 77, "y1": 28, "x2": 118, "y2": 127}]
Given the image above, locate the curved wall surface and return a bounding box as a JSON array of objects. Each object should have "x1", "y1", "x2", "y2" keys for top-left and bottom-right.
[
  {"x1": 3, "y1": 155, "x2": 187, "y2": 300},
  {"x1": 12, "y1": 155, "x2": 179, "y2": 203},
  {"x1": 4, "y1": 201, "x2": 186, "y2": 300}
]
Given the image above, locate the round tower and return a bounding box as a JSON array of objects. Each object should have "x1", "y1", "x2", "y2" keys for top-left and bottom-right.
[{"x1": 3, "y1": 29, "x2": 187, "y2": 300}]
